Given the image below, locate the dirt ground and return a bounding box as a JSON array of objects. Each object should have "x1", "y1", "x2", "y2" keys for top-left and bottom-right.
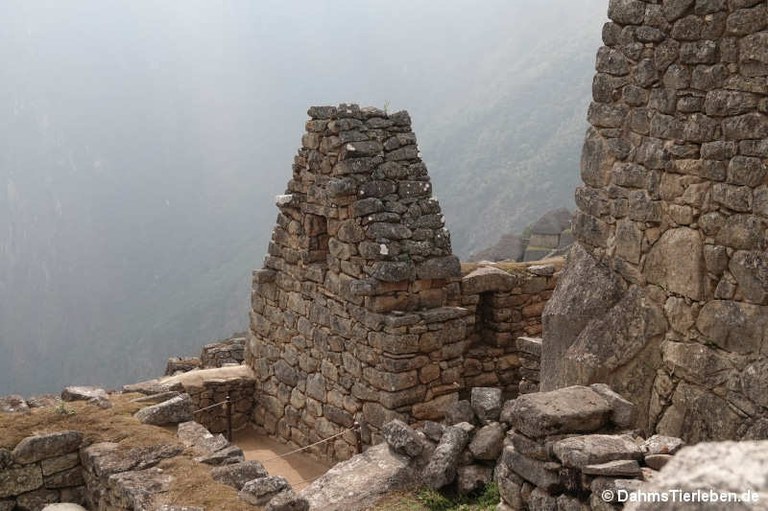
[{"x1": 233, "y1": 427, "x2": 331, "y2": 490}]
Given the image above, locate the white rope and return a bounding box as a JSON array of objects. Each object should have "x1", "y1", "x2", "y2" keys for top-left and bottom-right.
[
  {"x1": 192, "y1": 401, "x2": 226, "y2": 414},
  {"x1": 259, "y1": 428, "x2": 352, "y2": 463}
]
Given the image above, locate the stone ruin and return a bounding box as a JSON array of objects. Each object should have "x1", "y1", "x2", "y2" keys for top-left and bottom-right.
[
  {"x1": 245, "y1": 104, "x2": 561, "y2": 460},
  {"x1": 542, "y1": 0, "x2": 768, "y2": 443}
]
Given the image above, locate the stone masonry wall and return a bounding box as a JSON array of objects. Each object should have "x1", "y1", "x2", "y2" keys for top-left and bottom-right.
[
  {"x1": 0, "y1": 431, "x2": 85, "y2": 510},
  {"x1": 246, "y1": 105, "x2": 560, "y2": 461},
  {"x1": 185, "y1": 376, "x2": 256, "y2": 434},
  {"x1": 543, "y1": 0, "x2": 768, "y2": 443}
]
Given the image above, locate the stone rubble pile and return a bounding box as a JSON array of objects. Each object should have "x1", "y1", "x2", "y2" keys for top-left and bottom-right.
[
  {"x1": 378, "y1": 384, "x2": 689, "y2": 510},
  {"x1": 496, "y1": 385, "x2": 684, "y2": 511}
]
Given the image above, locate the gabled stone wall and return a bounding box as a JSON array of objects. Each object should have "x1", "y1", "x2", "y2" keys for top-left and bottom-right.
[
  {"x1": 543, "y1": 0, "x2": 768, "y2": 442},
  {"x1": 245, "y1": 105, "x2": 561, "y2": 460}
]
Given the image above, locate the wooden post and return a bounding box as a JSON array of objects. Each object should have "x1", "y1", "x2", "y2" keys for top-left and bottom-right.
[
  {"x1": 225, "y1": 394, "x2": 233, "y2": 442},
  {"x1": 353, "y1": 421, "x2": 363, "y2": 454}
]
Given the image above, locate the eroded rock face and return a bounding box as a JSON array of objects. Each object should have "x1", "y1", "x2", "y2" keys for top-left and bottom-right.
[
  {"x1": 544, "y1": 0, "x2": 768, "y2": 442},
  {"x1": 626, "y1": 441, "x2": 768, "y2": 511},
  {"x1": 541, "y1": 243, "x2": 624, "y2": 391}
]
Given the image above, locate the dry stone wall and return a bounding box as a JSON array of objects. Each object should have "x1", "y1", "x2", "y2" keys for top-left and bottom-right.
[
  {"x1": 0, "y1": 431, "x2": 85, "y2": 510},
  {"x1": 246, "y1": 105, "x2": 560, "y2": 461},
  {"x1": 543, "y1": 0, "x2": 768, "y2": 443}
]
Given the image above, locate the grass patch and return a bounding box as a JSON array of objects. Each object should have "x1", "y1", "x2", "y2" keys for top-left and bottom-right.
[
  {"x1": 369, "y1": 483, "x2": 500, "y2": 511},
  {"x1": 0, "y1": 394, "x2": 254, "y2": 510}
]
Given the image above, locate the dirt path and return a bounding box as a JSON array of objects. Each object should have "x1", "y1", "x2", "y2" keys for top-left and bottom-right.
[{"x1": 233, "y1": 428, "x2": 331, "y2": 490}]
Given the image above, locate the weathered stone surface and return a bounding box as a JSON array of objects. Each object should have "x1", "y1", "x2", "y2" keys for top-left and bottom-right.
[
  {"x1": 300, "y1": 443, "x2": 417, "y2": 511},
  {"x1": 211, "y1": 461, "x2": 268, "y2": 490},
  {"x1": 626, "y1": 441, "x2": 768, "y2": 510},
  {"x1": 444, "y1": 400, "x2": 476, "y2": 426},
  {"x1": 107, "y1": 467, "x2": 172, "y2": 511},
  {"x1": 134, "y1": 394, "x2": 193, "y2": 426},
  {"x1": 541, "y1": 243, "x2": 624, "y2": 391},
  {"x1": 81, "y1": 442, "x2": 182, "y2": 478},
  {"x1": 16, "y1": 489, "x2": 58, "y2": 511},
  {"x1": 61, "y1": 386, "x2": 108, "y2": 402},
  {"x1": 730, "y1": 251, "x2": 768, "y2": 304},
  {"x1": 44, "y1": 466, "x2": 84, "y2": 488},
  {"x1": 468, "y1": 422, "x2": 505, "y2": 461},
  {"x1": 239, "y1": 476, "x2": 290, "y2": 506},
  {"x1": 582, "y1": 459, "x2": 642, "y2": 477},
  {"x1": 266, "y1": 489, "x2": 309, "y2": 511},
  {"x1": 177, "y1": 421, "x2": 229, "y2": 455},
  {"x1": 123, "y1": 379, "x2": 184, "y2": 395},
  {"x1": 40, "y1": 453, "x2": 79, "y2": 477},
  {"x1": 422, "y1": 426, "x2": 470, "y2": 489},
  {"x1": 644, "y1": 227, "x2": 705, "y2": 300},
  {"x1": 382, "y1": 419, "x2": 424, "y2": 458},
  {"x1": 644, "y1": 453, "x2": 673, "y2": 470},
  {"x1": 194, "y1": 445, "x2": 244, "y2": 466},
  {"x1": 456, "y1": 464, "x2": 493, "y2": 495},
  {"x1": 696, "y1": 300, "x2": 768, "y2": 354},
  {"x1": 552, "y1": 434, "x2": 642, "y2": 468},
  {"x1": 461, "y1": 267, "x2": 517, "y2": 295},
  {"x1": 500, "y1": 446, "x2": 562, "y2": 493},
  {"x1": 0, "y1": 465, "x2": 43, "y2": 499},
  {"x1": 560, "y1": 287, "x2": 666, "y2": 427},
  {"x1": 505, "y1": 386, "x2": 611, "y2": 438},
  {"x1": 589, "y1": 384, "x2": 636, "y2": 429},
  {"x1": 0, "y1": 395, "x2": 30, "y2": 413},
  {"x1": 470, "y1": 387, "x2": 502, "y2": 424},
  {"x1": 42, "y1": 505, "x2": 88, "y2": 511},
  {"x1": 12, "y1": 431, "x2": 83, "y2": 464}
]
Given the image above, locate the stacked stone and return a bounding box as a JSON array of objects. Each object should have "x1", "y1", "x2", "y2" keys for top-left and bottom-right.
[
  {"x1": 0, "y1": 431, "x2": 85, "y2": 510},
  {"x1": 165, "y1": 335, "x2": 246, "y2": 376},
  {"x1": 516, "y1": 336, "x2": 542, "y2": 394},
  {"x1": 496, "y1": 385, "x2": 684, "y2": 511},
  {"x1": 185, "y1": 376, "x2": 256, "y2": 434},
  {"x1": 164, "y1": 357, "x2": 202, "y2": 376},
  {"x1": 81, "y1": 442, "x2": 183, "y2": 510},
  {"x1": 200, "y1": 336, "x2": 246, "y2": 369},
  {"x1": 381, "y1": 387, "x2": 508, "y2": 495},
  {"x1": 452, "y1": 263, "x2": 558, "y2": 395},
  {"x1": 544, "y1": 0, "x2": 768, "y2": 442},
  {"x1": 246, "y1": 104, "x2": 477, "y2": 460}
]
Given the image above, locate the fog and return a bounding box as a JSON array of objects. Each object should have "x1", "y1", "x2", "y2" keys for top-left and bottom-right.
[{"x1": 0, "y1": 0, "x2": 606, "y2": 394}]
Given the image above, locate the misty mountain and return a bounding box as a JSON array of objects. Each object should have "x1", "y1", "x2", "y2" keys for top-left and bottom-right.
[{"x1": 0, "y1": 0, "x2": 606, "y2": 394}]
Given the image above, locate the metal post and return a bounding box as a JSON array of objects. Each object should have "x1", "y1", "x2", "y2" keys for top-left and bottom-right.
[
  {"x1": 353, "y1": 421, "x2": 363, "y2": 454},
  {"x1": 225, "y1": 394, "x2": 233, "y2": 442}
]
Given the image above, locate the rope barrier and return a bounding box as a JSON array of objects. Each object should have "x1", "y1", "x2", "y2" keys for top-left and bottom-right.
[
  {"x1": 192, "y1": 401, "x2": 226, "y2": 414},
  {"x1": 259, "y1": 428, "x2": 353, "y2": 463}
]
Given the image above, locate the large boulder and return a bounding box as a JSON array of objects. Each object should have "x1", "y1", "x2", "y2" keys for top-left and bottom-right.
[
  {"x1": 502, "y1": 386, "x2": 611, "y2": 438},
  {"x1": 12, "y1": 431, "x2": 83, "y2": 464},
  {"x1": 540, "y1": 243, "x2": 624, "y2": 391},
  {"x1": 239, "y1": 476, "x2": 290, "y2": 506},
  {"x1": 177, "y1": 421, "x2": 229, "y2": 455},
  {"x1": 211, "y1": 461, "x2": 268, "y2": 490},
  {"x1": 134, "y1": 394, "x2": 193, "y2": 426},
  {"x1": 61, "y1": 386, "x2": 108, "y2": 402},
  {"x1": 382, "y1": 419, "x2": 425, "y2": 458},
  {"x1": 300, "y1": 443, "x2": 418, "y2": 511}
]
